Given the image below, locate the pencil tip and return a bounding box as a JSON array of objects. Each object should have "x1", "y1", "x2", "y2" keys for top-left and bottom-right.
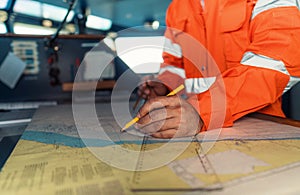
[{"x1": 120, "y1": 128, "x2": 126, "y2": 132}]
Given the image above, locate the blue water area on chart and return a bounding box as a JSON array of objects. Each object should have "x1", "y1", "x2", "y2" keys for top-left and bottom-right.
[
  {"x1": 21, "y1": 130, "x2": 146, "y2": 148},
  {"x1": 21, "y1": 130, "x2": 299, "y2": 148}
]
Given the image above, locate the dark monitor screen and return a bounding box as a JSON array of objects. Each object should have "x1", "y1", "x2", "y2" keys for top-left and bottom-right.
[{"x1": 0, "y1": 34, "x2": 105, "y2": 103}]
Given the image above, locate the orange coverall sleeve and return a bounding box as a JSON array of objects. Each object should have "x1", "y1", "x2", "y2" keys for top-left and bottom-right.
[
  {"x1": 190, "y1": 7, "x2": 300, "y2": 130},
  {"x1": 156, "y1": 2, "x2": 186, "y2": 91}
]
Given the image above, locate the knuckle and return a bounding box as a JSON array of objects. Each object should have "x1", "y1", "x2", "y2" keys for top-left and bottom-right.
[{"x1": 153, "y1": 120, "x2": 164, "y2": 130}]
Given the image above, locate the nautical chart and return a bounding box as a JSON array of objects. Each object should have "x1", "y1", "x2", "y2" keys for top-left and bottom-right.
[{"x1": 0, "y1": 104, "x2": 300, "y2": 194}]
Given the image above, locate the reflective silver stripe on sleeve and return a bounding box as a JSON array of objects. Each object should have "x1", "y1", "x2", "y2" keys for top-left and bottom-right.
[
  {"x1": 252, "y1": 0, "x2": 298, "y2": 19},
  {"x1": 241, "y1": 51, "x2": 300, "y2": 93},
  {"x1": 286, "y1": 76, "x2": 300, "y2": 93},
  {"x1": 184, "y1": 77, "x2": 216, "y2": 94},
  {"x1": 159, "y1": 65, "x2": 186, "y2": 78},
  {"x1": 163, "y1": 38, "x2": 182, "y2": 58}
]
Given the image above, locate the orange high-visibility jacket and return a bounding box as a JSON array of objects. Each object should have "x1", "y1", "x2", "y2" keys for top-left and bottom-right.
[{"x1": 158, "y1": 0, "x2": 300, "y2": 130}]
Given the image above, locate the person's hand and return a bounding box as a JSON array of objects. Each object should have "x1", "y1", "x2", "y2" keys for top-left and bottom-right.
[
  {"x1": 137, "y1": 75, "x2": 169, "y2": 99},
  {"x1": 135, "y1": 95, "x2": 203, "y2": 138}
]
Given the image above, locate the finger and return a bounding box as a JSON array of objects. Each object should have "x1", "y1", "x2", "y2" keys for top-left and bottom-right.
[
  {"x1": 137, "y1": 87, "x2": 151, "y2": 99},
  {"x1": 138, "y1": 76, "x2": 154, "y2": 89},
  {"x1": 137, "y1": 107, "x2": 178, "y2": 127},
  {"x1": 137, "y1": 96, "x2": 181, "y2": 118},
  {"x1": 137, "y1": 117, "x2": 179, "y2": 134},
  {"x1": 137, "y1": 90, "x2": 142, "y2": 96},
  {"x1": 140, "y1": 82, "x2": 147, "y2": 88},
  {"x1": 142, "y1": 94, "x2": 149, "y2": 99},
  {"x1": 146, "y1": 79, "x2": 161, "y2": 87},
  {"x1": 137, "y1": 76, "x2": 153, "y2": 92},
  {"x1": 151, "y1": 129, "x2": 177, "y2": 139},
  {"x1": 144, "y1": 87, "x2": 151, "y2": 95},
  {"x1": 137, "y1": 91, "x2": 145, "y2": 99}
]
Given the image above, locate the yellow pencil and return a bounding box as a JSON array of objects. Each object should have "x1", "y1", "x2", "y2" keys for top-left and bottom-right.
[{"x1": 121, "y1": 84, "x2": 185, "y2": 132}]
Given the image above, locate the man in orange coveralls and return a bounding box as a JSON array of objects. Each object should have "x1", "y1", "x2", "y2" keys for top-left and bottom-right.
[{"x1": 136, "y1": 0, "x2": 300, "y2": 138}]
